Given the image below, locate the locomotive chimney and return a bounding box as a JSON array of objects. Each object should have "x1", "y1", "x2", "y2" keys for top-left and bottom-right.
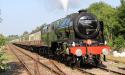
[{"x1": 78, "y1": 9, "x2": 87, "y2": 13}]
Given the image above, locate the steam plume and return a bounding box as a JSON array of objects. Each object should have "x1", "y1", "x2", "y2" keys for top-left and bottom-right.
[{"x1": 59, "y1": 0, "x2": 69, "y2": 12}]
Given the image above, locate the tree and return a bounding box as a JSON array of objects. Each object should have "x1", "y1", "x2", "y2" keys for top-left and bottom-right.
[
  {"x1": 7, "y1": 35, "x2": 19, "y2": 42},
  {"x1": 113, "y1": 36, "x2": 125, "y2": 50},
  {"x1": 87, "y1": 1, "x2": 125, "y2": 50},
  {"x1": 117, "y1": 0, "x2": 125, "y2": 38},
  {"x1": 0, "y1": 34, "x2": 6, "y2": 46},
  {"x1": 31, "y1": 23, "x2": 47, "y2": 34},
  {"x1": 87, "y1": 2, "x2": 119, "y2": 46},
  {"x1": 23, "y1": 31, "x2": 28, "y2": 36},
  {"x1": 0, "y1": 34, "x2": 8, "y2": 71}
]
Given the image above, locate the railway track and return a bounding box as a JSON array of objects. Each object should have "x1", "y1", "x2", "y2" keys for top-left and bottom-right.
[
  {"x1": 8, "y1": 45, "x2": 34, "y2": 75},
  {"x1": 77, "y1": 68, "x2": 95, "y2": 75},
  {"x1": 49, "y1": 60, "x2": 66, "y2": 75},
  {"x1": 9, "y1": 44, "x2": 66, "y2": 75},
  {"x1": 12, "y1": 44, "x2": 97, "y2": 75},
  {"x1": 82, "y1": 64, "x2": 125, "y2": 75},
  {"x1": 74, "y1": 59, "x2": 125, "y2": 75},
  {"x1": 10, "y1": 44, "x2": 125, "y2": 75},
  {"x1": 77, "y1": 66, "x2": 125, "y2": 75},
  {"x1": 98, "y1": 66, "x2": 125, "y2": 75},
  {"x1": 13, "y1": 44, "x2": 99, "y2": 75},
  {"x1": 118, "y1": 67, "x2": 125, "y2": 70}
]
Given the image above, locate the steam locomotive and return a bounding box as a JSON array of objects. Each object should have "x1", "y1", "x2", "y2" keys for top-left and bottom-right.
[{"x1": 14, "y1": 10, "x2": 110, "y2": 67}]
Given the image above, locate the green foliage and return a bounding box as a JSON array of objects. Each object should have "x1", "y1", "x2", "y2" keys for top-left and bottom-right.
[
  {"x1": 0, "y1": 48, "x2": 9, "y2": 72},
  {"x1": 87, "y1": 1, "x2": 125, "y2": 50},
  {"x1": 113, "y1": 36, "x2": 125, "y2": 50},
  {"x1": 0, "y1": 34, "x2": 8, "y2": 72},
  {"x1": 88, "y1": 2, "x2": 118, "y2": 40},
  {"x1": 23, "y1": 31, "x2": 28, "y2": 36},
  {"x1": 31, "y1": 23, "x2": 47, "y2": 34},
  {"x1": 113, "y1": 0, "x2": 125, "y2": 50},
  {"x1": 107, "y1": 39, "x2": 113, "y2": 47},
  {"x1": 0, "y1": 34, "x2": 6, "y2": 46},
  {"x1": 7, "y1": 35, "x2": 19, "y2": 42},
  {"x1": 117, "y1": 0, "x2": 125, "y2": 38}
]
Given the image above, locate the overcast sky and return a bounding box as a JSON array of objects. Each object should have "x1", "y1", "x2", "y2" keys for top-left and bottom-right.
[{"x1": 0, "y1": 0, "x2": 120, "y2": 36}]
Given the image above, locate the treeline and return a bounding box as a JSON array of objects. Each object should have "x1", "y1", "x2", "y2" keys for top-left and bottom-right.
[
  {"x1": 87, "y1": 0, "x2": 125, "y2": 51},
  {"x1": 0, "y1": 34, "x2": 6, "y2": 46}
]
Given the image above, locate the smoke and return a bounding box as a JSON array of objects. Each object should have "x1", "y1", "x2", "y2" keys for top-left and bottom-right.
[
  {"x1": 59, "y1": 0, "x2": 81, "y2": 11},
  {"x1": 38, "y1": 0, "x2": 81, "y2": 12},
  {"x1": 59, "y1": 0, "x2": 69, "y2": 12}
]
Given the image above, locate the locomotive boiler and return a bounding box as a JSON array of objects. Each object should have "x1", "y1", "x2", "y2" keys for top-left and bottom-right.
[{"x1": 41, "y1": 10, "x2": 110, "y2": 66}]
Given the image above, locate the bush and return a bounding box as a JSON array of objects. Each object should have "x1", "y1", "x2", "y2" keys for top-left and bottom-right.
[
  {"x1": 0, "y1": 35, "x2": 8, "y2": 72},
  {"x1": 113, "y1": 36, "x2": 125, "y2": 51},
  {"x1": 0, "y1": 35, "x2": 6, "y2": 46},
  {"x1": 0, "y1": 47, "x2": 8, "y2": 72},
  {"x1": 107, "y1": 39, "x2": 113, "y2": 47}
]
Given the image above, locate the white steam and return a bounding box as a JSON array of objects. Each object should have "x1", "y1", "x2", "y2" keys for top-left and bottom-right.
[
  {"x1": 113, "y1": 51, "x2": 125, "y2": 57},
  {"x1": 59, "y1": 0, "x2": 69, "y2": 12}
]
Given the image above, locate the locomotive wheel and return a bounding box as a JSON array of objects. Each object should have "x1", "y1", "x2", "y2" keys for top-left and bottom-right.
[
  {"x1": 65, "y1": 55, "x2": 72, "y2": 66},
  {"x1": 79, "y1": 57, "x2": 84, "y2": 67},
  {"x1": 94, "y1": 55, "x2": 102, "y2": 66},
  {"x1": 30, "y1": 46, "x2": 34, "y2": 52},
  {"x1": 68, "y1": 55, "x2": 76, "y2": 68},
  {"x1": 51, "y1": 42, "x2": 58, "y2": 55},
  {"x1": 39, "y1": 47, "x2": 43, "y2": 56},
  {"x1": 57, "y1": 54, "x2": 64, "y2": 62}
]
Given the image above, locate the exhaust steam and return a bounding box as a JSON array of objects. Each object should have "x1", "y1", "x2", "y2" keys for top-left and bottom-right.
[{"x1": 59, "y1": 0, "x2": 69, "y2": 13}]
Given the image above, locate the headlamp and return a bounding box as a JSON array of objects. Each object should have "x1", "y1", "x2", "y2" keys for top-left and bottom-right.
[
  {"x1": 75, "y1": 49, "x2": 82, "y2": 56},
  {"x1": 102, "y1": 48, "x2": 109, "y2": 55}
]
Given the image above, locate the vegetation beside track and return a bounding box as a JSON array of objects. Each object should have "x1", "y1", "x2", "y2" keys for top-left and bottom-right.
[{"x1": 0, "y1": 34, "x2": 9, "y2": 72}]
